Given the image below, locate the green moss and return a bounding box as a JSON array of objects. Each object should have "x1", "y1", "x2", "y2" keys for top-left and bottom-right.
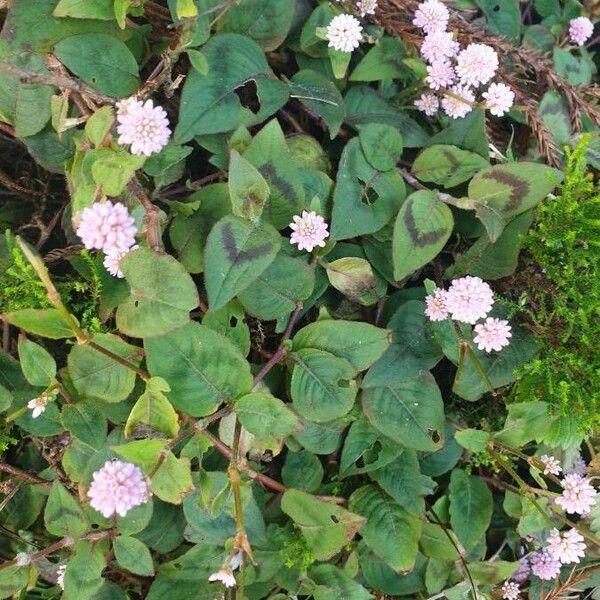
[{"x1": 516, "y1": 135, "x2": 600, "y2": 434}]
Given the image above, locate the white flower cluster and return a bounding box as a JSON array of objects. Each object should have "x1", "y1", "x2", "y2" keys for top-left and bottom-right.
[
  {"x1": 208, "y1": 552, "x2": 243, "y2": 589},
  {"x1": 412, "y1": 0, "x2": 515, "y2": 119},
  {"x1": 498, "y1": 455, "x2": 597, "y2": 592},
  {"x1": 424, "y1": 276, "x2": 512, "y2": 353},
  {"x1": 75, "y1": 201, "x2": 138, "y2": 278}
]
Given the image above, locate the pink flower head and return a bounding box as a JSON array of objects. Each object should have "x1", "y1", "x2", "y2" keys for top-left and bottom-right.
[
  {"x1": 426, "y1": 59, "x2": 456, "y2": 90},
  {"x1": 568, "y1": 455, "x2": 587, "y2": 476},
  {"x1": 530, "y1": 549, "x2": 561, "y2": 580},
  {"x1": 413, "y1": 0, "x2": 449, "y2": 34},
  {"x1": 555, "y1": 473, "x2": 597, "y2": 515},
  {"x1": 289, "y1": 210, "x2": 329, "y2": 252},
  {"x1": 87, "y1": 460, "x2": 150, "y2": 518},
  {"x1": 414, "y1": 92, "x2": 440, "y2": 116},
  {"x1": 441, "y1": 84, "x2": 474, "y2": 119},
  {"x1": 482, "y1": 82, "x2": 515, "y2": 117},
  {"x1": 455, "y1": 43, "x2": 499, "y2": 87},
  {"x1": 425, "y1": 288, "x2": 449, "y2": 321},
  {"x1": 103, "y1": 245, "x2": 138, "y2": 278},
  {"x1": 117, "y1": 98, "x2": 171, "y2": 156},
  {"x1": 420, "y1": 30, "x2": 460, "y2": 63},
  {"x1": 473, "y1": 317, "x2": 512, "y2": 352},
  {"x1": 501, "y1": 581, "x2": 520, "y2": 600},
  {"x1": 546, "y1": 528, "x2": 586, "y2": 564},
  {"x1": 540, "y1": 455, "x2": 562, "y2": 476},
  {"x1": 76, "y1": 201, "x2": 137, "y2": 254},
  {"x1": 326, "y1": 14, "x2": 363, "y2": 53},
  {"x1": 511, "y1": 557, "x2": 530, "y2": 584},
  {"x1": 569, "y1": 17, "x2": 594, "y2": 46},
  {"x1": 444, "y1": 276, "x2": 494, "y2": 324},
  {"x1": 357, "y1": 0, "x2": 378, "y2": 17}
]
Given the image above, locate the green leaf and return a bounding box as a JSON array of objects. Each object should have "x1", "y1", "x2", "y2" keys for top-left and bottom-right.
[
  {"x1": 310, "y1": 564, "x2": 373, "y2": 600},
  {"x1": 18, "y1": 337, "x2": 56, "y2": 387},
  {"x1": 175, "y1": 0, "x2": 197, "y2": 18},
  {"x1": 290, "y1": 70, "x2": 345, "y2": 138},
  {"x1": 392, "y1": 191, "x2": 454, "y2": 280},
  {"x1": 419, "y1": 522, "x2": 459, "y2": 561},
  {"x1": 448, "y1": 469, "x2": 493, "y2": 551},
  {"x1": 455, "y1": 429, "x2": 490, "y2": 453},
  {"x1": 475, "y1": 0, "x2": 520, "y2": 39},
  {"x1": 234, "y1": 392, "x2": 299, "y2": 441},
  {"x1": 281, "y1": 489, "x2": 365, "y2": 561},
  {"x1": 290, "y1": 348, "x2": 357, "y2": 422},
  {"x1": 186, "y1": 49, "x2": 208, "y2": 75},
  {"x1": 412, "y1": 145, "x2": 488, "y2": 188},
  {"x1": 62, "y1": 402, "x2": 107, "y2": 450},
  {"x1": 68, "y1": 333, "x2": 141, "y2": 402},
  {"x1": 201, "y1": 300, "x2": 250, "y2": 357},
  {"x1": 44, "y1": 481, "x2": 88, "y2": 538},
  {"x1": 539, "y1": 90, "x2": 571, "y2": 148},
  {"x1": 452, "y1": 321, "x2": 538, "y2": 401},
  {"x1": 113, "y1": 439, "x2": 167, "y2": 473},
  {"x1": 116, "y1": 248, "x2": 199, "y2": 337},
  {"x1": 326, "y1": 257, "x2": 381, "y2": 306},
  {"x1": 3, "y1": 308, "x2": 74, "y2": 339},
  {"x1": 282, "y1": 450, "x2": 324, "y2": 492},
  {"x1": 243, "y1": 119, "x2": 306, "y2": 229},
  {"x1": 349, "y1": 485, "x2": 421, "y2": 572},
  {"x1": 91, "y1": 149, "x2": 145, "y2": 196},
  {"x1": 228, "y1": 149, "x2": 270, "y2": 223},
  {"x1": 204, "y1": 215, "x2": 281, "y2": 310},
  {"x1": 0, "y1": 566, "x2": 29, "y2": 599},
  {"x1": 364, "y1": 300, "x2": 442, "y2": 386},
  {"x1": 113, "y1": 536, "x2": 154, "y2": 576},
  {"x1": 0, "y1": 0, "x2": 117, "y2": 53},
  {"x1": 150, "y1": 453, "x2": 194, "y2": 504},
  {"x1": 350, "y1": 37, "x2": 407, "y2": 82},
  {"x1": 63, "y1": 540, "x2": 106, "y2": 600},
  {"x1": 362, "y1": 372, "x2": 445, "y2": 452},
  {"x1": 169, "y1": 183, "x2": 231, "y2": 273},
  {"x1": 359, "y1": 123, "x2": 403, "y2": 172},
  {"x1": 446, "y1": 210, "x2": 534, "y2": 280},
  {"x1": 0, "y1": 53, "x2": 54, "y2": 137},
  {"x1": 425, "y1": 558, "x2": 452, "y2": 595},
  {"x1": 468, "y1": 162, "x2": 561, "y2": 242},
  {"x1": 330, "y1": 138, "x2": 406, "y2": 240},
  {"x1": 344, "y1": 86, "x2": 427, "y2": 148},
  {"x1": 238, "y1": 254, "x2": 314, "y2": 321},
  {"x1": 221, "y1": 0, "x2": 294, "y2": 51},
  {"x1": 553, "y1": 47, "x2": 592, "y2": 86},
  {"x1": 494, "y1": 401, "x2": 553, "y2": 447},
  {"x1": 54, "y1": 33, "x2": 139, "y2": 97},
  {"x1": 125, "y1": 377, "x2": 180, "y2": 439},
  {"x1": 54, "y1": 0, "x2": 115, "y2": 19},
  {"x1": 84, "y1": 106, "x2": 114, "y2": 146},
  {"x1": 175, "y1": 34, "x2": 289, "y2": 142},
  {"x1": 371, "y1": 450, "x2": 425, "y2": 516},
  {"x1": 469, "y1": 561, "x2": 518, "y2": 584},
  {"x1": 292, "y1": 320, "x2": 390, "y2": 374},
  {"x1": 145, "y1": 322, "x2": 253, "y2": 417}
]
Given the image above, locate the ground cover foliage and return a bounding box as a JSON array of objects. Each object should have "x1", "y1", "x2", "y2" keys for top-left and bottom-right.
[{"x1": 0, "y1": 0, "x2": 599, "y2": 599}]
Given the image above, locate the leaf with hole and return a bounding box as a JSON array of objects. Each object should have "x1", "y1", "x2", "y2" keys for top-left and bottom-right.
[
  {"x1": 281, "y1": 489, "x2": 365, "y2": 561},
  {"x1": 290, "y1": 348, "x2": 358, "y2": 423},
  {"x1": 175, "y1": 34, "x2": 289, "y2": 142},
  {"x1": 362, "y1": 372, "x2": 445, "y2": 452},
  {"x1": 116, "y1": 248, "x2": 199, "y2": 338}
]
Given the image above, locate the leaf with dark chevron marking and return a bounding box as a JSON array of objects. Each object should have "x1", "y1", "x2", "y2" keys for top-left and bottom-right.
[
  {"x1": 392, "y1": 191, "x2": 453, "y2": 281},
  {"x1": 204, "y1": 215, "x2": 281, "y2": 309},
  {"x1": 412, "y1": 144, "x2": 488, "y2": 188},
  {"x1": 468, "y1": 162, "x2": 561, "y2": 241}
]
